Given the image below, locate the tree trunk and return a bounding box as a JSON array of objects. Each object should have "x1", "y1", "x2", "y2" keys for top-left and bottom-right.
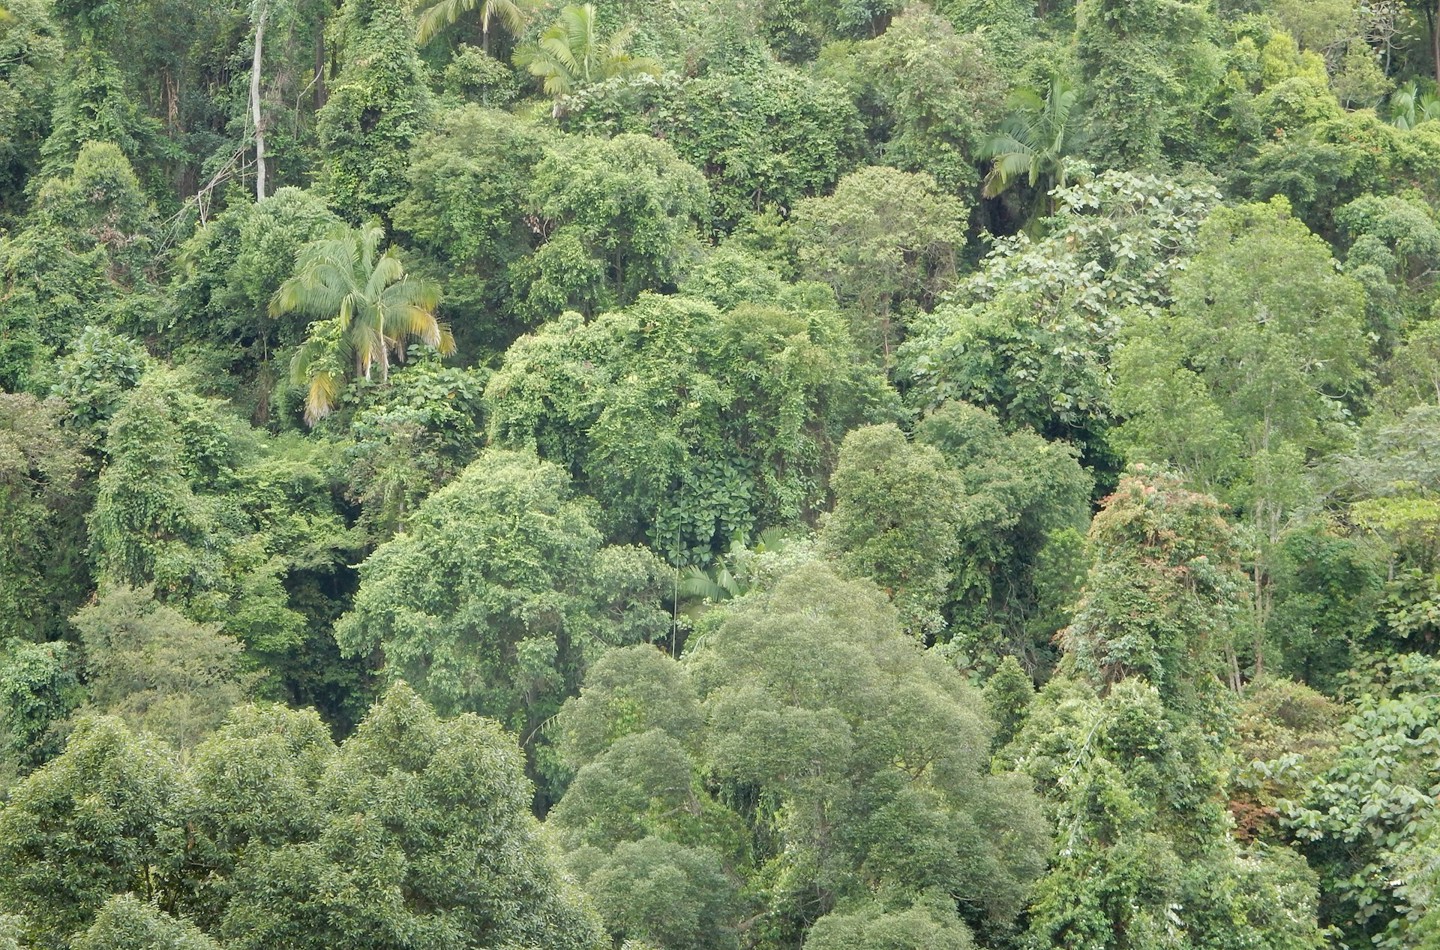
[
  {"x1": 251, "y1": 4, "x2": 269, "y2": 202},
  {"x1": 1433, "y1": 7, "x2": 1440, "y2": 89},
  {"x1": 314, "y1": 13, "x2": 328, "y2": 110}
]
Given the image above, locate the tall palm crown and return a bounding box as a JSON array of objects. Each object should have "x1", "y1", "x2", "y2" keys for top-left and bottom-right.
[
  {"x1": 515, "y1": 3, "x2": 658, "y2": 98},
  {"x1": 415, "y1": 0, "x2": 528, "y2": 53},
  {"x1": 981, "y1": 76, "x2": 1086, "y2": 216},
  {"x1": 270, "y1": 223, "x2": 454, "y2": 425}
]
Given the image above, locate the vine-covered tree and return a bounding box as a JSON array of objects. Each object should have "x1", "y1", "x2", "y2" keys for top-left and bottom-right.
[{"x1": 317, "y1": 0, "x2": 432, "y2": 222}]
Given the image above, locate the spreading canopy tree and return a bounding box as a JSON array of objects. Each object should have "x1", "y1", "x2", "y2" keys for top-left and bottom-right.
[
  {"x1": 550, "y1": 561, "x2": 1049, "y2": 947},
  {"x1": 220, "y1": 684, "x2": 602, "y2": 949},
  {"x1": 334, "y1": 447, "x2": 669, "y2": 793},
  {"x1": 486, "y1": 294, "x2": 897, "y2": 562}
]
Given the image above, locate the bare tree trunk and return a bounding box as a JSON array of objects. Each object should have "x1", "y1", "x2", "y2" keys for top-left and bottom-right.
[
  {"x1": 314, "y1": 14, "x2": 328, "y2": 110},
  {"x1": 1433, "y1": 8, "x2": 1440, "y2": 89},
  {"x1": 251, "y1": 3, "x2": 269, "y2": 201}
]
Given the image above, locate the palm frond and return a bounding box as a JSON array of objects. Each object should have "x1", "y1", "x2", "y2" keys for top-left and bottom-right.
[
  {"x1": 1391, "y1": 83, "x2": 1419, "y2": 129},
  {"x1": 492, "y1": 0, "x2": 529, "y2": 34},
  {"x1": 367, "y1": 251, "x2": 407, "y2": 300},
  {"x1": 1007, "y1": 86, "x2": 1045, "y2": 114},
  {"x1": 679, "y1": 565, "x2": 735, "y2": 602},
  {"x1": 539, "y1": 33, "x2": 580, "y2": 76},
  {"x1": 435, "y1": 324, "x2": 457, "y2": 356},
  {"x1": 416, "y1": 0, "x2": 471, "y2": 44},
  {"x1": 303, "y1": 371, "x2": 340, "y2": 425},
  {"x1": 1420, "y1": 94, "x2": 1440, "y2": 125},
  {"x1": 274, "y1": 221, "x2": 459, "y2": 426}
]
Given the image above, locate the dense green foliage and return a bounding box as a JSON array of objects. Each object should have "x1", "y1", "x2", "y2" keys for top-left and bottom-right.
[{"x1": 5, "y1": 0, "x2": 1440, "y2": 946}]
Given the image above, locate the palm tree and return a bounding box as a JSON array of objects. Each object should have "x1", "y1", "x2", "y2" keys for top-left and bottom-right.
[
  {"x1": 1389, "y1": 81, "x2": 1440, "y2": 129},
  {"x1": 514, "y1": 3, "x2": 659, "y2": 103},
  {"x1": 981, "y1": 76, "x2": 1086, "y2": 220},
  {"x1": 270, "y1": 223, "x2": 455, "y2": 425},
  {"x1": 677, "y1": 528, "x2": 795, "y2": 614},
  {"x1": 416, "y1": 0, "x2": 528, "y2": 54}
]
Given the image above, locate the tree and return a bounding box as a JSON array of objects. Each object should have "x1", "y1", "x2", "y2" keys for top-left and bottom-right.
[
  {"x1": 805, "y1": 895, "x2": 978, "y2": 950},
  {"x1": 486, "y1": 295, "x2": 897, "y2": 562},
  {"x1": 0, "y1": 142, "x2": 158, "y2": 393},
  {"x1": 515, "y1": 3, "x2": 659, "y2": 105},
  {"x1": 37, "y1": 45, "x2": 163, "y2": 195},
  {"x1": 333, "y1": 448, "x2": 669, "y2": 794},
  {"x1": 555, "y1": 644, "x2": 705, "y2": 768},
  {"x1": 72, "y1": 896, "x2": 220, "y2": 950},
  {"x1": 1326, "y1": 406, "x2": 1440, "y2": 657},
  {"x1": 1334, "y1": 194, "x2": 1440, "y2": 352},
  {"x1": 570, "y1": 837, "x2": 739, "y2": 950},
  {"x1": 1401, "y1": 0, "x2": 1440, "y2": 87},
  {"x1": 219, "y1": 684, "x2": 602, "y2": 949},
  {"x1": 317, "y1": 0, "x2": 432, "y2": 223},
  {"x1": 270, "y1": 222, "x2": 454, "y2": 425},
  {"x1": 520, "y1": 134, "x2": 707, "y2": 316},
  {"x1": 416, "y1": 0, "x2": 528, "y2": 53},
  {"x1": 900, "y1": 171, "x2": 1222, "y2": 480},
  {"x1": 88, "y1": 378, "x2": 212, "y2": 596},
  {"x1": 1075, "y1": 0, "x2": 1220, "y2": 168},
  {"x1": 393, "y1": 107, "x2": 546, "y2": 270},
  {"x1": 50, "y1": 326, "x2": 149, "y2": 431},
  {"x1": 392, "y1": 106, "x2": 552, "y2": 348},
  {"x1": 71, "y1": 586, "x2": 246, "y2": 757},
  {"x1": 1287, "y1": 654, "x2": 1440, "y2": 947},
  {"x1": 0, "y1": 915, "x2": 23, "y2": 950},
  {"x1": 182, "y1": 703, "x2": 335, "y2": 928},
  {"x1": 818, "y1": 7, "x2": 1005, "y2": 195},
  {"x1": 938, "y1": 0, "x2": 1036, "y2": 60},
  {"x1": 233, "y1": 0, "x2": 332, "y2": 207},
  {"x1": 0, "y1": 0, "x2": 62, "y2": 210},
  {"x1": 0, "y1": 394, "x2": 90, "y2": 643},
  {"x1": 1114, "y1": 199, "x2": 1366, "y2": 491},
  {"x1": 1060, "y1": 468, "x2": 1246, "y2": 703},
  {"x1": 0, "y1": 717, "x2": 185, "y2": 949},
  {"x1": 980, "y1": 75, "x2": 1086, "y2": 221},
  {"x1": 1008, "y1": 677, "x2": 1325, "y2": 950},
  {"x1": 821, "y1": 424, "x2": 967, "y2": 639},
  {"x1": 86, "y1": 372, "x2": 239, "y2": 600},
  {"x1": 341, "y1": 360, "x2": 488, "y2": 540},
  {"x1": 790, "y1": 166, "x2": 966, "y2": 360},
  {"x1": 563, "y1": 60, "x2": 864, "y2": 230},
  {"x1": 1112, "y1": 199, "x2": 1368, "y2": 660},
  {"x1": 248, "y1": 0, "x2": 270, "y2": 201},
  {"x1": 551, "y1": 562, "x2": 1049, "y2": 946},
  {"x1": 914, "y1": 400, "x2": 1092, "y2": 670},
  {"x1": 0, "y1": 640, "x2": 83, "y2": 779},
  {"x1": 981, "y1": 655, "x2": 1033, "y2": 751}
]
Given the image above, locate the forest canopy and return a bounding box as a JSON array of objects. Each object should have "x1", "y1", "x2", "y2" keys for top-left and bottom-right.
[{"x1": 4, "y1": 0, "x2": 1440, "y2": 946}]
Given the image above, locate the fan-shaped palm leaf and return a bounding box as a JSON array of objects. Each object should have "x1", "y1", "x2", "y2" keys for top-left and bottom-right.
[{"x1": 1391, "y1": 83, "x2": 1420, "y2": 129}]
